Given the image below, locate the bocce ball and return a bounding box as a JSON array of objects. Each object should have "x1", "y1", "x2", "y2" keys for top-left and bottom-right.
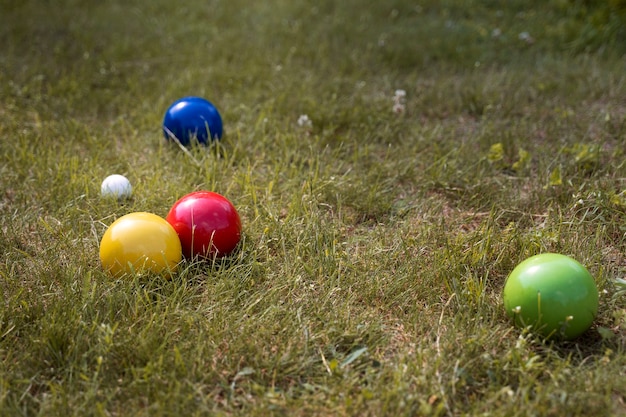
[
  {"x1": 162, "y1": 96, "x2": 223, "y2": 145},
  {"x1": 502, "y1": 253, "x2": 599, "y2": 340},
  {"x1": 99, "y1": 212, "x2": 182, "y2": 277},
  {"x1": 101, "y1": 174, "x2": 132, "y2": 199},
  {"x1": 166, "y1": 191, "x2": 241, "y2": 259}
]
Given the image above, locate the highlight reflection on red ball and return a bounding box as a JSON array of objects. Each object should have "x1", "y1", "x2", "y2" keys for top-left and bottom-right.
[{"x1": 166, "y1": 191, "x2": 241, "y2": 258}]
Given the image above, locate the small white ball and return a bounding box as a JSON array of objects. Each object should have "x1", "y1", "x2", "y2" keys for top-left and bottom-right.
[{"x1": 101, "y1": 174, "x2": 132, "y2": 199}]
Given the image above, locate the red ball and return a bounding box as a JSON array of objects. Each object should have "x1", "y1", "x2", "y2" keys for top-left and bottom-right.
[{"x1": 166, "y1": 191, "x2": 242, "y2": 258}]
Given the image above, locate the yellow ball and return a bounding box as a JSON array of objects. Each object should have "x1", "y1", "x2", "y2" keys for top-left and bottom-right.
[{"x1": 99, "y1": 212, "x2": 182, "y2": 277}]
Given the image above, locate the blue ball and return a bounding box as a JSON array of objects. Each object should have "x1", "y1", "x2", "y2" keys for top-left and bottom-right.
[{"x1": 162, "y1": 97, "x2": 223, "y2": 146}]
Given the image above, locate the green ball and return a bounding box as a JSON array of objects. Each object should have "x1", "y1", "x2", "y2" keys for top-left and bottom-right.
[{"x1": 503, "y1": 253, "x2": 599, "y2": 340}]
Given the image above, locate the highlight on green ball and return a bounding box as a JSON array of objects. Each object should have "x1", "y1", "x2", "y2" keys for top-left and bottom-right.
[{"x1": 502, "y1": 253, "x2": 599, "y2": 340}]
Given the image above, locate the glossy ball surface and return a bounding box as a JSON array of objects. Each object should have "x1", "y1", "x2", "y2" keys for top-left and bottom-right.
[
  {"x1": 99, "y1": 212, "x2": 182, "y2": 277},
  {"x1": 166, "y1": 191, "x2": 241, "y2": 258},
  {"x1": 503, "y1": 253, "x2": 599, "y2": 340},
  {"x1": 101, "y1": 174, "x2": 132, "y2": 199},
  {"x1": 162, "y1": 96, "x2": 223, "y2": 145}
]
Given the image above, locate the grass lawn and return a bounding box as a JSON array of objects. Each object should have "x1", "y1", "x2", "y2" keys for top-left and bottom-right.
[{"x1": 1, "y1": 0, "x2": 626, "y2": 415}]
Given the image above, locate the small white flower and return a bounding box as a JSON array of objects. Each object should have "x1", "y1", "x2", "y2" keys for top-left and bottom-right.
[
  {"x1": 518, "y1": 31, "x2": 534, "y2": 43},
  {"x1": 393, "y1": 103, "x2": 405, "y2": 114},
  {"x1": 297, "y1": 114, "x2": 312, "y2": 128},
  {"x1": 393, "y1": 89, "x2": 406, "y2": 114},
  {"x1": 491, "y1": 28, "x2": 502, "y2": 38}
]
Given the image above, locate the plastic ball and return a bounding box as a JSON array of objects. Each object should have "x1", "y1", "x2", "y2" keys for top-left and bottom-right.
[
  {"x1": 166, "y1": 191, "x2": 241, "y2": 259},
  {"x1": 101, "y1": 174, "x2": 132, "y2": 199},
  {"x1": 99, "y1": 212, "x2": 182, "y2": 277},
  {"x1": 162, "y1": 96, "x2": 223, "y2": 145},
  {"x1": 502, "y1": 253, "x2": 599, "y2": 340}
]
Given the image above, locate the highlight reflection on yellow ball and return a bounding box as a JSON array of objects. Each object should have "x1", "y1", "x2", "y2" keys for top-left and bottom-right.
[{"x1": 99, "y1": 212, "x2": 182, "y2": 277}]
